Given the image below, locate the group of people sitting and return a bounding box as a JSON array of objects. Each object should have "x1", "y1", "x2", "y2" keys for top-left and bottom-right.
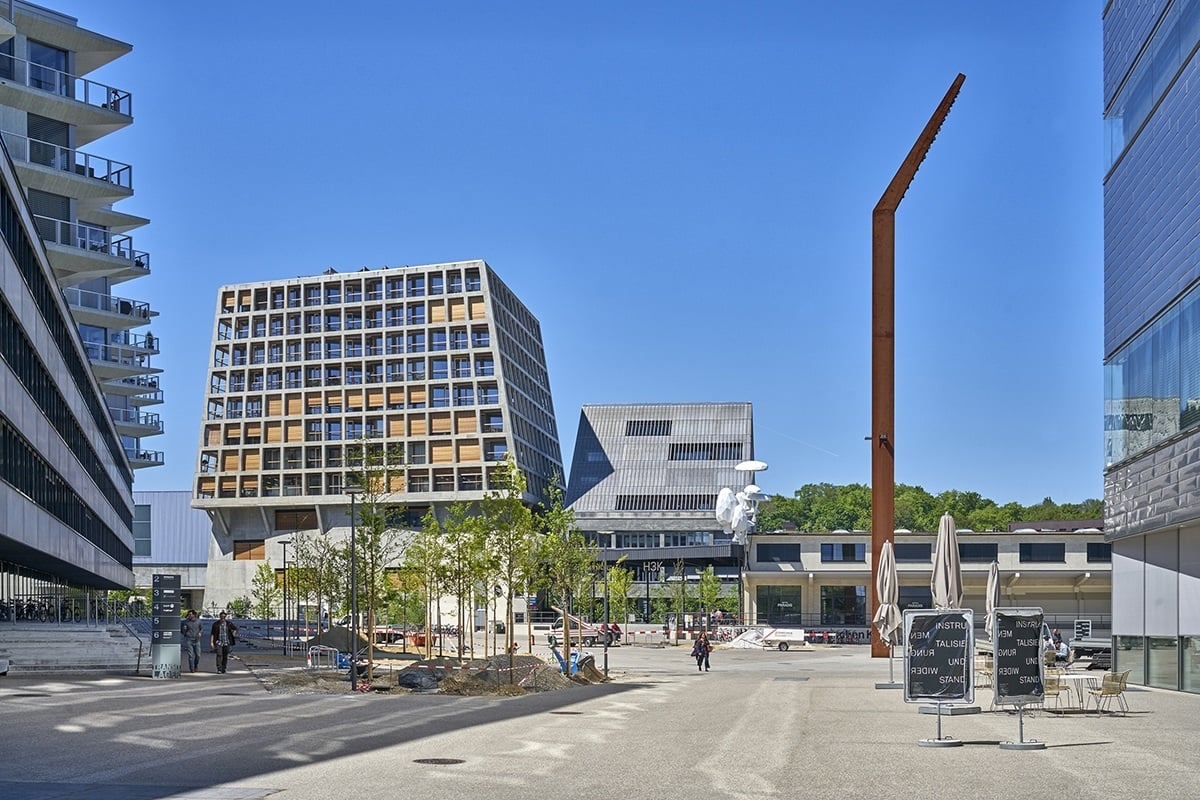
[{"x1": 1044, "y1": 628, "x2": 1070, "y2": 661}]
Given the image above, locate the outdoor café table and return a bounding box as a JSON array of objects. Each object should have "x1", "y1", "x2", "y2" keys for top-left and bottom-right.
[{"x1": 1057, "y1": 673, "x2": 1099, "y2": 709}]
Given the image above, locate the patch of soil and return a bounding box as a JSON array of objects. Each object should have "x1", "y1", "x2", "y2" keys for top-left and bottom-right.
[{"x1": 249, "y1": 651, "x2": 610, "y2": 696}]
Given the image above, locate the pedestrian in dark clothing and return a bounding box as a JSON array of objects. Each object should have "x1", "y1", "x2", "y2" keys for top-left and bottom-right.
[
  {"x1": 181, "y1": 610, "x2": 204, "y2": 673},
  {"x1": 210, "y1": 611, "x2": 238, "y2": 673},
  {"x1": 691, "y1": 632, "x2": 712, "y2": 672}
]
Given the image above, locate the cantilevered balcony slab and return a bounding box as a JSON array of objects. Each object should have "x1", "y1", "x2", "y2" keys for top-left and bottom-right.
[
  {"x1": 80, "y1": 206, "x2": 149, "y2": 234},
  {"x1": 103, "y1": 374, "x2": 163, "y2": 406},
  {"x1": 62, "y1": 286, "x2": 155, "y2": 330},
  {"x1": 14, "y1": 9, "x2": 131, "y2": 75},
  {"x1": 0, "y1": 57, "x2": 131, "y2": 147},
  {"x1": 4, "y1": 132, "x2": 132, "y2": 204}
]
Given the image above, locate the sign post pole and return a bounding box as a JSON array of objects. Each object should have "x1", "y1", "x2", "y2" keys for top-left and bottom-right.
[
  {"x1": 994, "y1": 607, "x2": 1047, "y2": 750},
  {"x1": 903, "y1": 608, "x2": 975, "y2": 747}
]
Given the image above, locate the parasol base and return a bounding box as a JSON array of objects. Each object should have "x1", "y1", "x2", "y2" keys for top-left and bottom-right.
[
  {"x1": 919, "y1": 705, "x2": 980, "y2": 715},
  {"x1": 875, "y1": 681, "x2": 903, "y2": 689},
  {"x1": 999, "y1": 740, "x2": 1046, "y2": 751},
  {"x1": 917, "y1": 737, "x2": 963, "y2": 748}
]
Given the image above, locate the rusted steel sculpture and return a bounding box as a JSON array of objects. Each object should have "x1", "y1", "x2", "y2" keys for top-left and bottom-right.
[{"x1": 871, "y1": 73, "x2": 965, "y2": 658}]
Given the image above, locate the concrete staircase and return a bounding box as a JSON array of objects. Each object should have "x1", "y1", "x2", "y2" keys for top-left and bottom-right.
[{"x1": 0, "y1": 623, "x2": 146, "y2": 676}]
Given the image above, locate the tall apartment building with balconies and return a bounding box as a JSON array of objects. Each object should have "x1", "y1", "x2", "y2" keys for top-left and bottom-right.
[
  {"x1": 0, "y1": 3, "x2": 154, "y2": 604},
  {"x1": 0, "y1": 3, "x2": 161, "y2": 472},
  {"x1": 193, "y1": 261, "x2": 562, "y2": 607}
]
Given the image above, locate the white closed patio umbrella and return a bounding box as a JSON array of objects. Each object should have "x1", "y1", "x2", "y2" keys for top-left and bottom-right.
[
  {"x1": 873, "y1": 540, "x2": 903, "y2": 688},
  {"x1": 931, "y1": 512, "x2": 963, "y2": 610},
  {"x1": 984, "y1": 559, "x2": 1000, "y2": 639}
]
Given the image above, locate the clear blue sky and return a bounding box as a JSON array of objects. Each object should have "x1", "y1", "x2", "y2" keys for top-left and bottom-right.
[{"x1": 61, "y1": 2, "x2": 1104, "y2": 506}]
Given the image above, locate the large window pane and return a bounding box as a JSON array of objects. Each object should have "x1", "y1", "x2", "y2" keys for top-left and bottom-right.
[
  {"x1": 820, "y1": 585, "x2": 866, "y2": 625},
  {"x1": 1114, "y1": 635, "x2": 1145, "y2": 685},
  {"x1": 756, "y1": 585, "x2": 802, "y2": 626},
  {"x1": 1183, "y1": 636, "x2": 1200, "y2": 694},
  {"x1": 1147, "y1": 636, "x2": 1179, "y2": 689}
]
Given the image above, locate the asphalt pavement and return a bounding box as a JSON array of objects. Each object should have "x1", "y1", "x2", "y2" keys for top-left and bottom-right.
[{"x1": 0, "y1": 642, "x2": 1194, "y2": 799}]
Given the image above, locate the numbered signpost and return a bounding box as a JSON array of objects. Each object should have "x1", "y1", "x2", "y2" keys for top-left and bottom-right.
[
  {"x1": 151, "y1": 574, "x2": 182, "y2": 679},
  {"x1": 904, "y1": 608, "x2": 974, "y2": 747},
  {"x1": 993, "y1": 607, "x2": 1046, "y2": 750}
]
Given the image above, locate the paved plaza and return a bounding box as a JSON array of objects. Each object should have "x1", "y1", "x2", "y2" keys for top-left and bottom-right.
[{"x1": 0, "y1": 643, "x2": 1193, "y2": 799}]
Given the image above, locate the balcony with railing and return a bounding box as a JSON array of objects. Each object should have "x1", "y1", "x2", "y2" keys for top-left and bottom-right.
[
  {"x1": 34, "y1": 214, "x2": 149, "y2": 281},
  {"x1": 1, "y1": 131, "x2": 132, "y2": 197},
  {"x1": 107, "y1": 406, "x2": 163, "y2": 435},
  {"x1": 82, "y1": 339, "x2": 155, "y2": 379},
  {"x1": 62, "y1": 285, "x2": 152, "y2": 325},
  {"x1": 126, "y1": 449, "x2": 164, "y2": 468},
  {"x1": 104, "y1": 374, "x2": 162, "y2": 404},
  {"x1": 0, "y1": 52, "x2": 131, "y2": 119}
]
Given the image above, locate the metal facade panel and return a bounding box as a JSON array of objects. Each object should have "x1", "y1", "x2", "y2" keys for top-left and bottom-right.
[
  {"x1": 1104, "y1": 48, "x2": 1200, "y2": 356},
  {"x1": 133, "y1": 490, "x2": 211, "y2": 564}
]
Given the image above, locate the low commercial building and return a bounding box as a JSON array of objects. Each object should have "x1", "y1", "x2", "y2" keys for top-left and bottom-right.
[{"x1": 745, "y1": 522, "x2": 1110, "y2": 633}]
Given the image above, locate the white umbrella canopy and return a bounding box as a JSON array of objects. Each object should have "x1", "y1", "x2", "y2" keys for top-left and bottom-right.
[
  {"x1": 984, "y1": 559, "x2": 1000, "y2": 638},
  {"x1": 931, "y1": 512, "x2": 963, "y2": 610},
  {"x1": 872, "y1": 540, "x2": 903, "y2": 645}
]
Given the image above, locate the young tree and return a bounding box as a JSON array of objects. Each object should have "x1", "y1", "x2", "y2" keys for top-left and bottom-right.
[
  {"x1": 540, "y1": 481, "x2": 598, "y2": 671},
  {"x1": 427, "y1": 500, "x2": 485, "y2": 661},
  {"x1": 669, "y1": 559, "x2": 688, "y2": 645},
  {"x1": 606, "y1": 560, "x2": 634, "y2": 639},
  {"x1": 345, "y1": 438, "x2": 407, "y2": 681},
  {"x1": 478, "y1": 456, "x2": 538, "y2": 677},
  {"x1": 697, "y1": 565, "x2": 722, "y2": 629},
  {"x1": 250, "y1": 563, "x2": 281, "y2": 622},
  {"x1": 405, "y1": 517, "x2": 449, "y2": 659}
]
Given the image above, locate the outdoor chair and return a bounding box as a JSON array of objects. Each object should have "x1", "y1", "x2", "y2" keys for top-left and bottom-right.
[
  {"x1": 1041, "y1": 672, "x2": 1066, "y2": 714},
  {"x1": 1088, "y1": 669, "x2": 1131, "y2": 715},
  {"x1": 974, "y1": 655, "x2": 993, "y2": 688}
]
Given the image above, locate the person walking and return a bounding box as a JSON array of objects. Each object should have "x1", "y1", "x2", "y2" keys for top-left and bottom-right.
[
  {"x1": 210, "y1": 611, "x2": 238, "y2": 674},
  {"x1": 691, "y1": 631, "x2": 712, "y2": 672},
  {"x1": 180, "y1": 610, "x2": 204, "y2": 673}
]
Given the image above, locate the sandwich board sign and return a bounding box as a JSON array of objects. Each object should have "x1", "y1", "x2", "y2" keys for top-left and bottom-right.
[
  {"x1": 992, "y1": 608, "x2": 1044, "y2": 705},
  {"x1": 992, "y1": 607, "x2": 1047, "y2": 751},
  {"x1": 903, "y1": 608, "x2": 973, "y2": 704}
]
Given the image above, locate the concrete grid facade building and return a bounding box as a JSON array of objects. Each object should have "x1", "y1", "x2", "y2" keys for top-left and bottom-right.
[
  {"x1": 1, "y1": 3, "x2": 154, "y2": 598},
  {"x1": 565, "y1": 402, "x2": 754, "y2": 620},
  {"x1": 194, "y1": 260, "x2": 561, "y2": 608},
  {"x1": 1103, "y1": 0, "x2": 1200, "y2": 693}
]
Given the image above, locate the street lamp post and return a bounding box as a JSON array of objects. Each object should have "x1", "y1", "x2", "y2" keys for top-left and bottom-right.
[
  {"x1": 345, "y1": 486, "x2": 363, "y2": 690},
  {"x1": 279, "y1": 538, "x2": 292, "y2": 653},
  {"x1": 602, "y1": 548, "x2": 610, "y2": 676}
]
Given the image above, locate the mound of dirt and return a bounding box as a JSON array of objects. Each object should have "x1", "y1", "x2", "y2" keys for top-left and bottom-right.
[{"x1": 250, "y1": 651, "x2": 610, "y2": 696}]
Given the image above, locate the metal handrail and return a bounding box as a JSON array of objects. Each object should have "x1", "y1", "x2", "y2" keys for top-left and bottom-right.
[
  {"x1": 61, "y1": 286, "x2": 151, "y2": 319},
  {"x1": 33, "y1": 214, "x2": 149, "y2": 270},
  {"x1": 0, "y1": 130, "x2": 132, "y2": 188},
  {"x1": 0, "y1": 53, "x2": 132, "y2": 115}
]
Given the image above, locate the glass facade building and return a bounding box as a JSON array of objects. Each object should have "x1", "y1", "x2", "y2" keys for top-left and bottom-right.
[{"x1": 1103, "y1": 0, "x2": 1200, "y2": 693}]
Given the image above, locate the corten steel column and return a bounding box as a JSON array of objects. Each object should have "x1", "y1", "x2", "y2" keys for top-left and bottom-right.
[{"x1": 870, "y1": 73, "x2": 964, "y2": 658}]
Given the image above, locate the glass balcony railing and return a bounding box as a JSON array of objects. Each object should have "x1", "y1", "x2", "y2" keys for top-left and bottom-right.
[
  {"x1": 33, "y1": 215, "x2": 149, "y2": 271},
  {"x1": 107, "y1": 407, "x2": 163, "y2": 433},
  {"x1": 126, "y1": 449, "x2": 164, "y2": 466},
  {"x1": 82, "y1": 340, "x2": 152, "y2": 369},
  {"x1": 61, "y1": 286, "x2": 151, "y2": 320},
  {"x1": 0, "y1": 131, "x2": 132, "y2": 189},
  {"x1": 0, "y1": 53, "x2": 132, "y2": 115}
]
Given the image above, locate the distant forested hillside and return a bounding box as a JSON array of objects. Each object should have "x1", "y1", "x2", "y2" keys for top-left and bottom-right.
[{"x1": 757, "y1": 483, "x2": 1102, "y2": 533}]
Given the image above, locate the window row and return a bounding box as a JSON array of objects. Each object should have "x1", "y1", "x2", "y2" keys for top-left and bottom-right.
[
  {"x1": 213, "y1": 328, "x2": 492, "y2": 365},
  {"x1": 216, "y1": 299, "x2": 489, "y2": 340},
  {"x1": 219, "y1": 270, "x2": 483, "y2": 314},
  {"x1": 753, "y1": 541, "x2": 1112, "y2": 565},
  {"x1": 210, "y1": 356, "x2": 495, "y2": 391},
  {"x1": 199, "y1": 439, "x2": 509, "y2": 473},
  {"x1": 197, "y1": 464, "x2": 508, "y2": 500}
]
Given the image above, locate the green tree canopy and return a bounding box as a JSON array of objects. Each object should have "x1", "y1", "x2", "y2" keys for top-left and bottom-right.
[{"x1": 758, "y1": 483, "x2": 1101, "y2": 533}]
